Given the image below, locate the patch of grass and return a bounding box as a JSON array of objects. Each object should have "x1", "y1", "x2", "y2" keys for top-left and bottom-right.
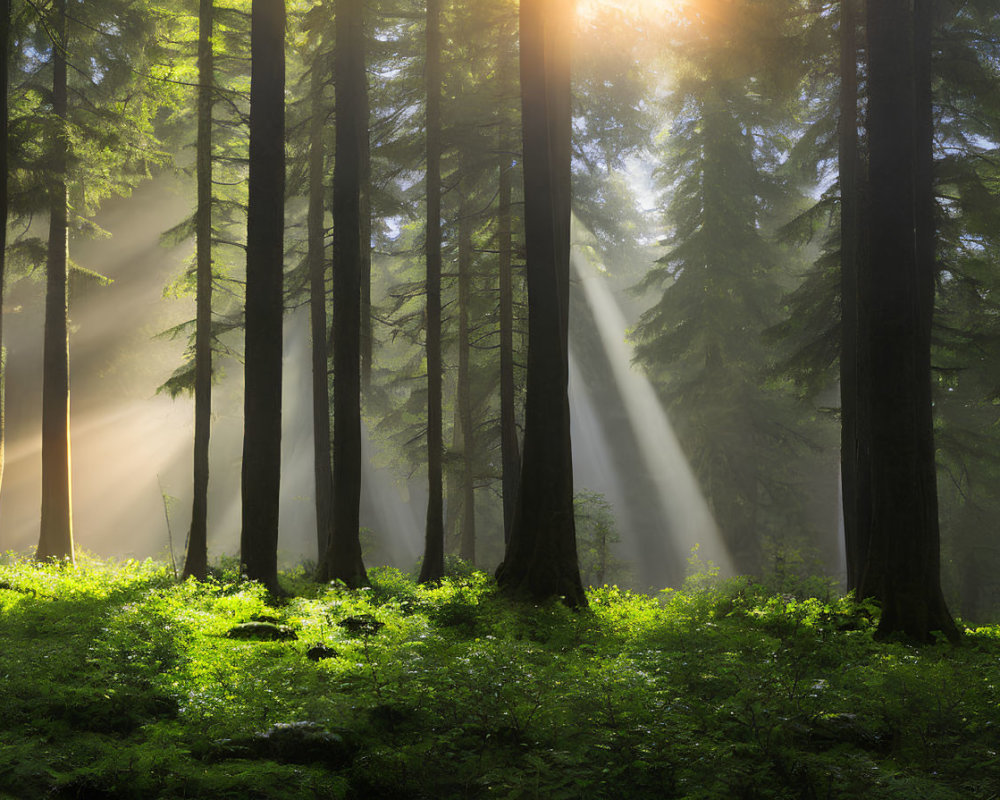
[{"x1": 0, "y1": 554, "x2": 998, "y2": 798}]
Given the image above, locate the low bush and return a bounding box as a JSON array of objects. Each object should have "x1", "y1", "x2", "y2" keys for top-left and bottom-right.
[{"x1": 0, "y1": 555, "x2": 996, "y2": 798}]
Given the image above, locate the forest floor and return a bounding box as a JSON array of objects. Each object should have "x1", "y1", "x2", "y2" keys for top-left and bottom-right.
[{"x1": 0, "y1": 554, "x2": 998, "y2": 799}]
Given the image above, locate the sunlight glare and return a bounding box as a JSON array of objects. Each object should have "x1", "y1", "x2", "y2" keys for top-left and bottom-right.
[{"x1": 578, "y1": 0, "x2": 692, "y2": 25}]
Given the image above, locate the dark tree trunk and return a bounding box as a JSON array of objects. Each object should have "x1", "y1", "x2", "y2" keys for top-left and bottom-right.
[
  {"x1": 360, "y1": 105, "x2": 372, "y2": 392},
  {"x1": 443, "y1": 404, "x2": 462, "y2": 548},
  {"x1": 0, "y1": 0, "x2": 9, "y2": 508},
  {"x1": 838, "y1": 0, "x2": 866, "y2": 593},
  {"x1": 860, "y1": 0, "x2": 958, "y2": 642},
  {"x1": 498, "y1": 150, "x2": 520, "y2": 546},
  {"x1": 321, "y1": 0, "x2": 368, "y2": 587},
  {"x1": 457, "y1": 169, "x2": 476, "y2": 564},
  {"x1": 308, "y1": 51, "x2": 333, "y2": 562},
  {"x1": 912, "y1": 0, "x2": 942, "y2": 602},
  {"x1": 240, "y1": 0, "x2": 285, "y2": 592},
  {"x1": 183, "y1": 0, "x2": 214, "y2": 581},
  {"x1": 37, "y1": 0, "x2": 74, "y2": 563},
  {"x1": 419, "y1": 0, "x2": 445, "y2": 584},
  {"x1": 496, "y1": 0, "x2": 586, "y2": 607},
  {"x1": 497, "y1": 37, "x2": 520, "y2": 546}
]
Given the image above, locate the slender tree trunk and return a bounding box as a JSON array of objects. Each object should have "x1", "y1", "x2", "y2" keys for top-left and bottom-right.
[
  {"x1": 0, "y1": 0, "x2": 10, "y2": 509},
  {"x1": 241, "y1": 0, "x2": 285, "y2": 592},
  {"x1": 419, "y1": 0, "x2": 445, "y2": 583},
  {"x1": 498, "y1": 140, "x2": 520, "y2": 546},
  {"x1": 183, "y1": 0, "x2": 214, "y2": 581},
  {"x1": 321, "y1": 0, "x2": 368, "y2": 587},
  {"x1": 912, "y1": 0, "x2": 942, "y2": 597},
  {"x1": 496, "y1": 0, "x2": 585, "y2": 606},
  {"x1": 861, "y1": 0, "x2": 957, "y2": 641},
  {"x1": 457, "y1": 168, "x2": 476, "y2": 564},
  {"x1": 443, "y1": 404, "x2": 463, "y2": 548},
  {"x1": 360, "y1": 104, "x2": 373, "y2": 392},
  {"x1": 308, "y1": 51, "x2": 333, "y2": 562},
  {"x1": 37, "y1": 0, "x2": 73, "y2": 563},
  {"x1": 838, "y1": 0, "x2": 867, "y2": 593},
  {"x1": 456, "y1": 164, "x2": 476, "y2": 564}
]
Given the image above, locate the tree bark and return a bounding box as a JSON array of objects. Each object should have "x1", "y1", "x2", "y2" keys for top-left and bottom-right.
[
  {"x1": 838, "y1": 0, "x2": 868, "y2": 593},
  {"x1": 360, "y1": 100, "x2": 373, "y2": 392},
  {"x1": 497, "y1": 37, "x2": 520, "y2": 546},
  {"x1": 443, "y1": 402, "x2": 462, "y2": 548},
  {"x1": 498, "y1": 149, "x2": 520, "y2": 546},
  {"x1": 457, "y1": 167, "x2": 476, "y2": 564},
  {"x1": 321, "y1": 0, "x2": 368, "y2": 587},
  {"x1": 308, "y1": 50, "x2": 333, "y2": 562},
  {"x1": 912, "y1": 0, "x2": 941, "y2": 596},
  {"x1": 37, "y1": 0, "x2": 74, "y2": 563},
  {"x1": 496, "y1": 0, "x2": 586, "y2": 607},
  {"x1": 860, "y1": 0, "x2": 958, "y2": 642},
  {"x1": 419, "y1": 0, "x2": 445, "y2": 584},
  {"x1": 240, "y1": 0, "x2": 285, "y2": 592},
  {"x1": 183, "y1": 0, "x2": 215, "y2": 581}
]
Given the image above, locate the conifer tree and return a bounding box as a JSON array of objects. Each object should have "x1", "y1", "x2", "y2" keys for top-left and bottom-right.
[
  {"x1": 633, "y1": 0, "x2": 812, "y2": 576},
  {"x1": 496, "y1": 0, "x2": 586, "y2": 606},
  {"x1": 930, "y1": 1, "x2": 1000, "y2": 619},
  {"x1": 307, "y1": 44, "x2": 334, "y2": 561},
  {"x1": 37, "y1": 0, "x2": 73, "y2": 562},
  {"x1": 241, "y1": 0, "x2": 286, "y2": 592},
  {"x1": 838, "y1": 0, "x2": 868, "y2": 594},
  {"x1": 156, "y1": 0, "x2": 254, "y2": 577},
  {"x1": 774, "y1": 0, "x2": 1000, "y2": 608},
  {"x1": 859, "y1": 0, "x2": 958, "y2": 642},
  {"x1": 321, "y1": 0, "x2": 369, "y2": 587},
  {"x1": 23, "y1": 0, "x2": 172, "y2": 561},
  {"x1": 182, "y1": 0, "x2": 216, "y2": 581},
  {"x1": 419, "y1": 0, "x2": 445, "y2": 583}
]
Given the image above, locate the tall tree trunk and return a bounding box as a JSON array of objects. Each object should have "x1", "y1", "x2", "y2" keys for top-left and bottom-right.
[
  {"x1": 457, "y1": 168, "x2": 476, "y2": 564},
  {"x1": 360, "y1": 107, "x2": 373, "y2": 392},
  {"x1": 241, "y1": 0, "x2": 285, "y2": 592},
  {"x1": 183, "y1": 0, "x2": 214, "y2": 581},
  {"x1": 308, "y1": 51, "x2": 333, "y2": 561},
  {"x1": 912, "y1": 0, "x2": 942, "y2": 602},
  {"x1": 838, "y1": 0, "x2": 867, "y2": 593},
  {"x1": 443, "y1": 403, "x2": 462, "y2": 548},
  {"x1": 860, "y1": 0, "x2": 957, "y2": 641},
  {"x1": 497, "y1": 36, "x2": 520, "y2": 546},
  {"x1": 498, "y1": 150, "x2": 520, "y2": 546},
  {"x1": 37, "y1": 0, "x2": 74, "y2": 563},
  {"x1": 0, "y1": 0, "x2": 9, "y2": 509},
  {"x1": 419, "y1": 0, "x2": 445, "y2": 583},
  {"x1": 496, "y1": 0, "x2": 585, "y2": 606},
  {"x1": 321, "y1": 0, "x2": 368, "y2": 587}
]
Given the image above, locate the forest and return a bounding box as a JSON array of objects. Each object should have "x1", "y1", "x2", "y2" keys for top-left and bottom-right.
[{"x1": 2, "y1": 0, "x2": 1000, "y2": 797}]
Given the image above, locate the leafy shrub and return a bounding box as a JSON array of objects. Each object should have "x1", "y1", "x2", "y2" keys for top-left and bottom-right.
[{"x1": 1, "y1": 557, "x2": 998, "y2": 799}]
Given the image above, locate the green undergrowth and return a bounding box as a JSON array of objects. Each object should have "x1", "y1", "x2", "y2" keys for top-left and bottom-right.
[{"x1": 1, "y1": 554, "x2": 999, "y2": 799}]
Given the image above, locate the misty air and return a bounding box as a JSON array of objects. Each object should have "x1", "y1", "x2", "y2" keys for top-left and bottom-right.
[{"x1": 1, "y1": 0, "x2": 998, "y2": 797}]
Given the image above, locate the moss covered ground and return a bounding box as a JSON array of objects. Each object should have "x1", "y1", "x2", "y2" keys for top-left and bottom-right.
[{"x1": 0, "y1": 555, "x2": 998, "y2": 799}]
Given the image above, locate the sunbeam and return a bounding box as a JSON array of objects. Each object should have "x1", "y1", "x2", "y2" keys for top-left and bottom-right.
[{"x1": 571, "y1": 230, "x2": 734, "y2": 580}]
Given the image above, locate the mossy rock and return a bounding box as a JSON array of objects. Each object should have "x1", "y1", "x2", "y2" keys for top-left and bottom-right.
[
  {"x1": 225, "y1": 622, "x2": 297, "y2": 641},
  {"x1": 306, "y1": 644, "x2": 338, "y2": 661},
  {"x1": 212, "y1": 721, "x2": 353, "y2": 767},
  {"x1": 336, "y1": 615, "x2": 384, "y2": 636}
]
